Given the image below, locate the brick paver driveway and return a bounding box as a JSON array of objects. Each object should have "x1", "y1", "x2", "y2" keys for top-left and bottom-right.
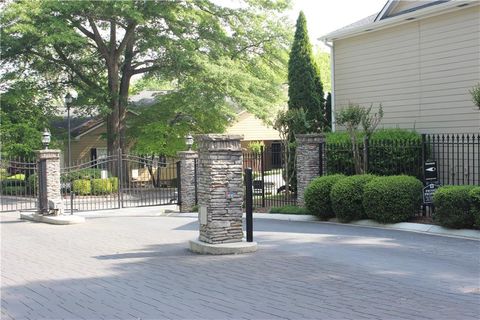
[{"x1": 1, "y1": 212, "x2": 479, "y2": 320}]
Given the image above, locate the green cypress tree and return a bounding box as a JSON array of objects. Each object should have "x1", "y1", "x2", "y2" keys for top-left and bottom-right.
[{"x1": 288, "y1": 11, "x2": 325, "y2": 131}]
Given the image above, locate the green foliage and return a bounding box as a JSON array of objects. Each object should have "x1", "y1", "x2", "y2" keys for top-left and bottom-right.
[
  {"x1": 62, "y1": 169, "x2": 102, "y2": 182},
  {"x1": 288, "y1": 11, "x2": 325, "y2": 131},
  {"x1": 469, "y1": 187, "x2": 480, "y2": 227},
  {"x1": 270, "y1": 205, "x2": 310, "y2": 215},
  {"x1": 469, "y1": 83, "x2": 480, "y2": 110},
  {"x1": 304, "y1": 174, "x2": 346, "y2": 220},
  {"x1": 109, "y1": 177, "x2": 119, "y2": 193},
  {"x1": 91, "y1": 179, "x2": 113, "y2": 195},
  {"x1": 433, "y1": 186, "x2": 475, "y2": 229},
  {"x1": 0, "y1": 79, "x2": 57, "y2": 158},
  {"x1": 1, "y1": 185, "x2": 26, "y2": 196},
  {"x1": 0, "y1": 169, "x2": 8, "y2": 180},
  {"x1": 6, "y1": 174, "x2": 26, "y2": 181},
  {"x1": 363, "y1": 175, "x2": 422, "y2": 224},
  {"x1": 325, "y1": 129, "x2": 423, "y2": 178},
  {"x1": 247, "y1": 141, "x2": 265, "y2": 154},
  {"x1": 331, "y1": 174, "x2": 376, "y2": 222},
  {"x1": 72, "y1": 179, "x2": 91, "y2": 196},
  {"x1": 27, "y1": 174, "x2": 38, "y2": 190},
  {"x1": 2, "y1": 0, "x2": 292, "y2": 155},
  {"x1": 313, "y1": 49, "x2": 330, "y2": 93}
]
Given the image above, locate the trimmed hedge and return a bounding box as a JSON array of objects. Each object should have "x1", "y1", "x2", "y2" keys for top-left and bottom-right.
[
  {"x1": 304, "y1": 174, "x2": 346, "y2": 220},
  {"x1": 470, "y1": 187, "x2": 480, "y2": 228},
  {"x1": 91, "y1": 179, "x2": 113, "y2": 195},
  {"x1": 72, "y1": 179, "x2": 91, "y2": 195},
  {"x1": 109, "y1": 177, "x2": 119, "y2": 193},
  {"x1": 62, "y1": 168, "x2": 102, "y2": 182},
  {"x1": 270, "y1": 205, "x2": 310, "y2": 215},
  {"x1": 331, "y1": 174, "x2": 376, "y2": 222},
  {"x1": 363, "y1": 175, "x2": 422, "y2": 223},
  {"x1": 433, "y1": 186, "x2": 475, "y2": 229},
  {"x1": 325, "y1": 129, "x2": 423, "y2": 178}
]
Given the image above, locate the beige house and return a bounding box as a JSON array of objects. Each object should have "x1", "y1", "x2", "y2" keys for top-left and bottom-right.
[
  {"x1": 321, "y1": 0, "x2": 480, "y2": 134},
  {"x1": 66, "y1": 109, "x2": 281, "y2": 164}
]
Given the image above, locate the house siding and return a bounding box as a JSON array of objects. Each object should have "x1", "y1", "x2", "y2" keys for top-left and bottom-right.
[
  {"x1": 225, "y1": 112, "x2": 281, "y2": 141},
  {"x1": 334, "y1": 5, "x2": 480, "y2": 134}
]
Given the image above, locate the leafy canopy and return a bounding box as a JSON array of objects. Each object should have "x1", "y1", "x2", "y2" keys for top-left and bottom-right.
[{"x1": 1, "y1": 0, "x2": 292, "y2": 155}]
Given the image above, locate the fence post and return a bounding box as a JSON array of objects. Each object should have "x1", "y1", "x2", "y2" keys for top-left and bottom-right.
[
  {"x1": 36, "y1": 149, "x2": 63, "y2": 215},
  {"x1": 260, "y1": 145, "x2": 265, "y2": 208},
  {"x1": 176, "y1": 150, "x2": 198, "y2": 212},
  {"x1": 296, "y1": 134, "x2": 325, "y2": 207},
  {"x1": 363, "y1": 136, "x2": 369, "y2": 173},
  {"x1": 117, "y1": 148, "x2": 123, "y2": 209},
  {"x1": 421, "y1": 134, "x2": 427, "y2": 184},
  {"x1": 245, "y1": 167, "x2": 253, "y2": 242}
]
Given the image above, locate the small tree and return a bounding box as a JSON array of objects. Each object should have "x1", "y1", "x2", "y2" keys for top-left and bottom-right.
[
  {"x1": 336, "y1": 103, "x2": 383, "y2": 174},
  {"x1": 469, "y1": 83, "x2": 480, "y2": 110},
  {"x1": 273, "y1": 109, "x2": 310, "y2": 196}
]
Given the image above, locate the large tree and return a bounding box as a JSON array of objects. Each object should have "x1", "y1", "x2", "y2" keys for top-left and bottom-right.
[
  {"x1": 1, "y1": 0, "x2": 291, "y2": 155},
  {"x1": 288, "y1": 11, "x2": 325, "y2": 130}
]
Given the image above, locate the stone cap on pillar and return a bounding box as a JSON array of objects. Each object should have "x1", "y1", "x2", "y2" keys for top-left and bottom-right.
[
  {"x1": 36, "y1": 149, "x2": 61, "y2": 160},
  {"x1": 296, "y1": 133, "x2": 325, "y2": 144},
  {"x1": 177, "y1": 150, "x2": 198, "y2": 159},
  {"x1": 195, "y1": 134, "x2": 244, "y2": 152}
]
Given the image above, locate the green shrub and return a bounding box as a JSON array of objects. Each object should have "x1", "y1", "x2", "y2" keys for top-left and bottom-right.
[
  {"x1": 91, "y1": 179, "x2": 113, "y2": 195},
  {"x1": 469, "y1": 187, "x2": 480, "y2": 227},
  {"x1": 109, "y1": 177, "x2": 119, "y2": 193},
  {"x1": 326, "y1": 129, "x2": 423, "y2": 178},
  {"x1": 0, "y1": 168, "x2": 8, "y2": 180},
  {"x1": 0, "y1": 185, "x2": 25, "y2": 195},
  {"x1": 331, "y1": 174, "x2": 376, "y2": 222},
  {"x1": 270, "y1": 205, "x2": 310, "y2": 215},
  {"x1": 72, "y1": 179, "x2": 91, "y2": 195},
  {"x1": 27, "y1": 174, "x2": 38, "y2": 190},
  {"x1": 433, "y1": 186, "x2": 475, "y2": 229},
  {"x1": 62, "y1": 168, "x2": 102, "y2": 182},
  {"x1": 6, "y1": 173, "x2": 26, "y2": 180},
  {"x1": 304, "y1": 174, "x2": 346, "y2": 220},
  {"x1": 363, "y1": 175, "x2": 422, "y2": 223}
]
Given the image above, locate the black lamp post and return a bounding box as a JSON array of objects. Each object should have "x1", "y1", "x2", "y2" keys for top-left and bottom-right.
[
  {"x1": 42, "y1": 129, "x2": 51, "y2": 150},
  {"x1": 65, "y1": 93, "x2": 73, "y2": 166}
]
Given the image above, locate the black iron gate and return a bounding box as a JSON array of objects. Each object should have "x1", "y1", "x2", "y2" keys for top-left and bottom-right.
[
  {"x1": 0, "y1": 157, "x2": 38, "y2": 212},
  {"x1": 61, "y1": 151, "x2": 179, "y2": 213},
  {"x1": 242, "y1": 145, "x2": 296, "y2": 209}
]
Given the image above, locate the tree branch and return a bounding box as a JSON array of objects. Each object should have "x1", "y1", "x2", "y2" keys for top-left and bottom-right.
[
  {"x1": 131, "y1": 64, "x2": 163, "y2": 75},
  {"x1": 116, "y1": 22, "x2": 137, "y2": 60},
  {"x1": 53, "y1": 44, "x2": 101, "y2": 90},
  {"x1": 87, "y1": 17, "x2": 110, "y2": 62}
]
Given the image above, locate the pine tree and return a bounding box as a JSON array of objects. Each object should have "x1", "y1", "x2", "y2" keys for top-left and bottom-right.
[{"x1": 288, "y1": 11, "x2": 325, "y2": 131}]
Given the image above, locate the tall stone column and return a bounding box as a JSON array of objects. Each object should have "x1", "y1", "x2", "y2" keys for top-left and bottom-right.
[
  {"x1": 37, "y1": 149, "x2": 64, "y2": 215},
  {"x1": 296, "y1": 134, "x2": 325, "y2": 207},
  {"x1": 177, "y1": 150, "x2": 198, "y2": 212},
  {"x1": 195, "y1": 135, "x2": 244, "y2": 244}
]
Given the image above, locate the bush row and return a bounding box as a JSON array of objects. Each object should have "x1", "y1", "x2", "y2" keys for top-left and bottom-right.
[
  {"x1": 433, "y1": 186, "x2": 480, "y2": 229},
  {"x1": 325, "y1": 129, "x2": 423, "y2": 178},
  {"x1": 305, "y1": 174, "x2": 423, "y2": 224},
  {"x1": 72, "y1": 178, "x2": 119, "y2": 195}
]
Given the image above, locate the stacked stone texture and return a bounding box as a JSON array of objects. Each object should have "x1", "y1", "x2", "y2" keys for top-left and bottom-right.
[
  {"x1": 296, "y1": 134, "x2": 325, "y2": 207},
  {"x1": 177, "y1": 151, "x2": 198, "y2": 212},
  {"x1": 37, "y1": 149, "x2": 64, "y2": 215},
  {"x1": 196, "y1": 135, "x2": 244, "y2": 244}
]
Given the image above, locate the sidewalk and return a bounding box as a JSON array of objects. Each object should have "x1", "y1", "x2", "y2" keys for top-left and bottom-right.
[{"x1": 75, "y1": 206, "x2": 480, "y2": 241}]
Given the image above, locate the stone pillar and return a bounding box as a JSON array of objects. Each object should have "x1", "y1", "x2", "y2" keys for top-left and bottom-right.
[
  {"x1": 196, "y1": 134, "x2": 244, "y2": 244},
  {"x1": 177, "y1": 150, "x2": 198, "y2": 212},
  {"x1": 296, "y1": 134, "x2": 325, "y2": 207},
  {"x1": 37, "y1": 149, "x2": 64, "y2": 215}
]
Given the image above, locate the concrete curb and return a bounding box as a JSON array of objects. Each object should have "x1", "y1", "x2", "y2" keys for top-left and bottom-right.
[
  {"x1": 175, "y1": 212, "x2": 480, "y2": 241},
  {"x1": 20, "y1": 213, "x2": 85, "y2": 225},
  {"x1": 189, "y1": 239, "x2": 258, "y2": 255}
]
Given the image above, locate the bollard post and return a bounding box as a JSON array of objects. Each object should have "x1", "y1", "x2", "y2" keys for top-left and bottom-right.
[{"x1": 245, "y1": 167, "x2": 253, "y2": 242}]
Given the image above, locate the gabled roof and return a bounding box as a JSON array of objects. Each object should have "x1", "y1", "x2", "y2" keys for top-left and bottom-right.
[{"x1": 321, "y1": 0, "x2": 476, "y2": 42}]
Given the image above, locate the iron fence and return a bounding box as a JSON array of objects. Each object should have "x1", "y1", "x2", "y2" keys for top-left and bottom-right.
[
  {"x1": 242, "y1": 146, "x2": 295, "y2": 209},
  {"x1": 61, "y1": 150, "x2": 179, "y2": 213},
  {"x1": 325, "y1": 133, "x2": 479, "y2": 186},
  {"x1": 0, "y1": 157, "x2": 38, "y2": 212}
]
